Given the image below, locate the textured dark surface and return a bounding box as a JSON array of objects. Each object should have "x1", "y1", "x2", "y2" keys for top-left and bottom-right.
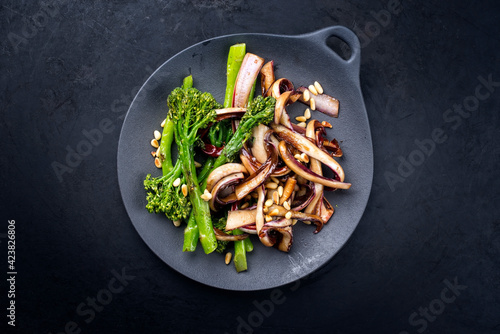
[{"x1": 0, "y1": 0, "x2": 499, "y2": 333}]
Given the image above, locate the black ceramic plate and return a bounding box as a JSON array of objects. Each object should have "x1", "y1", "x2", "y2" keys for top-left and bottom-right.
[{"x1": 117, "y1": 26, "x2": 373, "y2": 291}]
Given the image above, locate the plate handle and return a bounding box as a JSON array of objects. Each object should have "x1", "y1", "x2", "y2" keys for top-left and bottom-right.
[{"x1": 303, "y1": 26, "x2": 361, "y2": 75}]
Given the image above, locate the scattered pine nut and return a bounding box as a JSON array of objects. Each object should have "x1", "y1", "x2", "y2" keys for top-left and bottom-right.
[
  {"x1": 297, "y1": 122, "x2": 306, "y2": 128},
  {"x1": 308, "y1": 84, "x2": 318, "y2": 95},
  {"x1": 272, "y1": 191, "x2": 279, "y2": 204},
  {"x1": 292, "y1": 219, "x2": 298, "y2": 225},
  {"x1": 173, "y1": 220, "x2": 181, "y2": 227},
  {"x1": 321, "y1": 120, "x2": 332, "y2": 128},
  {"x1": 265, "y1": 182, "x2": 278, "y2": 189},
  {"x1": 240, "y1": 202, "x2": 249, "y2": 209},
  {"x1": 301, "y1": 153, "x2": 309, "y2": 163},
  {"x1": 154, "y1": 157, "x2": 161, "y2": 168},
  {"x1": 161, "y1": 118, "x2": 166, "y2": 127},
  {"x1": 151, "y1": 151, "x2": 156, "y2": 157},
  {"x1": 285, "y1": 211, "x2": 292, "y2": 219},
  {"x1": 265, "y1": 215, "x2": 273, "y2": 222},
  {"x1": 181, "y1": 184, "x2": 188, "y2": 197},
  {"x1": 295, "y1": 116, "x2": 307, "y2": 122},
  {"x1": 200, "y1": 190, "x2": 212, "y2": 201},
  {"x1": 173, "y1": 178, "x2": 181, "y2": 187},
  {"x1": 154, "y1": 130, "x2": 162, "y2": 141},
  {"x1": 269, "y1": 208, "x2": 279, "y2": 216},
  {"x1": 314, "y1": 81, "x2": 324, "y2": 94},
  {"x1": 304, "y1": 108, "x2": 311, "y2": 119},
  {"x1": 271, "y1": 176, "x2": 280, "y2": 184},
  {"x1": 194, "y1": 161, "x2": 202, "y2": 168},
  {"x1": 263, "y1": 207, "x2": 269, "y2": 213},
  {"x1": 303, "y1": 89, "x2": 310, "y2": 102},
  {"x1": 151, "y1": 139, "x2": 159, "y2": 148},
  {"x1": 294, "y1": 153, "x2": 302, "y2": 161},
  {"x1": 277, "y1": 185, "x2": 284, "y2": 197},
  {"x1": 310, "y1": 97, "x2": 316, "y2": 111},
  {"x1": 283, "y1": 201, "x2": 291, "y2": 211},
  {"x1": 265, "y1": 199, "x2": 274, "y2": 207},
  {"x1": 225, "y1": 252, "x2": 232, "y2": 265}
]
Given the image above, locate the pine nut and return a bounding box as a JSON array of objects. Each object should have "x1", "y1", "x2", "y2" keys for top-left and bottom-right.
[
  {"x1": 151, "y1": 139, "x2": 159, "y2": 148},
  {"x1": 308, "y1": 84, "x2": 318, "y2": 95},
  {"x1": 322, "y1": 121, "x2": 332, "y2": 128},
  {"x1": 265, "y1": 215, "x2": 272, "y2": 222},
  {"x1": 314, "y1": 81, "x2": 323, "y2": 94},
  {"x1": 200, "y1": 190, "x2": 212, "y2": 201},
  {"x1": 265, "y1": 199, "x2": 274, "y2": 207},
  {"x1": 194, "y1": 161, "x2": 202, "y2": 168},
  {"x1": 303, "y1": 89, "x2": 310, "y2": 102},
  {"x1": 161, "y1": 118, "x2": 166, "y2": 127},
  {"x1": 283, "y1": 201, "x2": 291, "y2": 211},
  {"x1": 263, "y1": 207, "x2": 269, "y2": 213},
  {"x1": 240, "y1": 202, "x2": 249, "y2": 209},
  {"x1": 181, "y1": 184, "x2": 188, "y2": 197},
  {"x1": 295, "y1": 116, "x2": 307, "y2": 122},
  {"x1": 151, "y1": 151, "x2": 156, "y2": 157},
  {"x1": 173, "y1": 178, "x2": 181, "y2": 187},
  {"x1": 301, "y1": 153, "x2": 309, "y2": 163},
  {"x1": 154, "y1": 130, "x2": 162, "y2": 141},
  {"x1": 271, "y1": 176, "x2": 280, "y2": 184},
  {"x1": 310, "y1": 98, "x2": 316, "y2": 111},
  {"x1": 225, "y1": 252, "x2": 232, "y2": 265},
  {"x1": 285, "y1": 211, "x2": 292, "y2": 219},
  {"x1": 272, "y1": 191, "x2": 279, "y2": 204},
  {"x1": 297, "y1": 122, "x2": 306, "y2": 128},
  {"x1": 294, "y1": 153, "x2": 302, "y2": 161},
  {"x1": 292, "y1": 219, "x2": 298, "y2": 225},
  {"x1": 154, "y1": 157, "x2": 161, "y2": 168},
  {"x1": 265, "y1": 182, "x2": 278, "y2": 189},
  {"x1": 173, "y1": 220, "x2": 181, "y2": 227},
  {"x1": 304, "y1": 108, "x2": 311, "y2": 119},
  {"x1": 269, "y1": 208, "x2": 279, "y2": 216},
  {"x1": 277, "y1": 185, "x2": 284, "y2": 197}
]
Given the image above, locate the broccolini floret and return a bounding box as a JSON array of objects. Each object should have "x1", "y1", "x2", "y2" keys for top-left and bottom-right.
[{"x1": 168, "y1": 80, "x2": 223, "y2": 254}]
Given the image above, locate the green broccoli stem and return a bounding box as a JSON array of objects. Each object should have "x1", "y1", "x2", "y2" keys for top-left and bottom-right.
[
  {"x1": 247, "y1": 80, "x2": 256, "y2": 107},
  {"x1": 197, "y1": 157, "x2": 215, "y2": 185},
  {"x1": 233, "y1": 229, "x2": 247, "y2": 272},
  {"x1": 182, "y1": 213, "x2": 199, "y2": 252},
  {"x1": 177, "y1": 131, "x2": 217, "y2": 254},
  {"x1": 243, "y1": 237, "x2": 253, "y2": 252},
  {"x1": 160, "y1": 117, "x2": 175, "y2": 174},
  {"x1": 224, "y1": 43, "x2": 246, "y2": 108}
]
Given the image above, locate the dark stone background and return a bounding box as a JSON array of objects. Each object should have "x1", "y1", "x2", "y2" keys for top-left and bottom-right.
[{"x1": 1, "y1": 0, "x2": 499, "y2": 333}]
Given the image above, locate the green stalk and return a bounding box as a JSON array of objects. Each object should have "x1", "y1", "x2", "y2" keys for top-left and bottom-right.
[
  {"x1": 247, "y1": 80, "x2": 256, "y2": 107},
  {"x1": 177, "y1": 127, "x2": 217, "y2": 254},
  {"x1": 243, "y1": 237, "x2": 253, "y2": 252},
  {"x1": 233, "y1": 229, "x2": 247, "y2": 272},
  {"x1": 182, "y1": 213, "x2": 199, "y2": 252},
  {"x1": 224, "y1": 43, "x2": 246, "y2": 108},
  {"x1": 159, "y1": 117, "x2": 175, "y2": 174}
]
